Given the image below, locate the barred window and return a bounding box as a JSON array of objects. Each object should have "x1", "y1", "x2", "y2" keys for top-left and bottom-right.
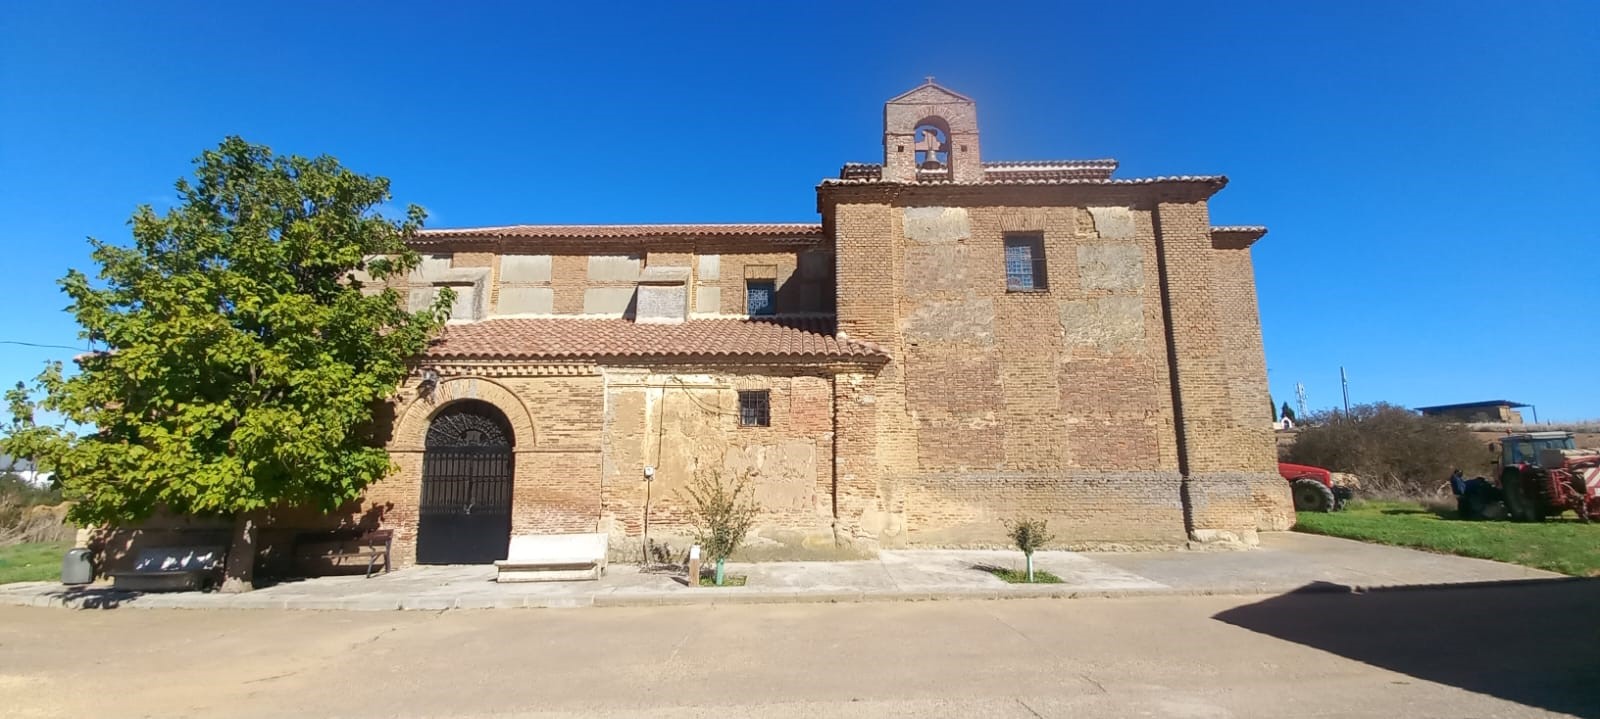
[
  {"x1": 738, "y1": 390, "x2": 770, "y2": 427},
  {"x1": 1004, "y1": 233, "x2": 1048, "y2": 292},
  {"x1": 746, "y1": 280, "x2": 776, "y2": 316}
]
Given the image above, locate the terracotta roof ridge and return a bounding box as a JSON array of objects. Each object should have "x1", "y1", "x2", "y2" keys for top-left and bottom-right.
[
  {"x1": 982, "y1": 159, "x2": 1119, "y2": 168},
  {"x1": 820, "y1": 175, "x2": 1227, "y2": 187},
  {"x1": 417, "y1": 222, "x2": 822, "y2": 236},
  {"x1": 425, "y1": 316, "x2": 887, "y2": 363}
]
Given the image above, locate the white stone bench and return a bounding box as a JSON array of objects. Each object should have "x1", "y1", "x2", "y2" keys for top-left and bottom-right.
[
  {"x1": 494, "y1": 533, "x2": 608, "y2": 583},
  {"x1": 110, "y1": 546, "x2": 224, "y2": 592}
]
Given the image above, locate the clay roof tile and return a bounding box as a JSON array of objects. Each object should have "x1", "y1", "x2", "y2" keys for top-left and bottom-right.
[{"x1": 424, "y1": 317, "x2": 886, "y2": 364}]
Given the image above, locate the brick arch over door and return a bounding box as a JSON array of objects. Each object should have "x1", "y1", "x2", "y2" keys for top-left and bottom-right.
[{"x1": 392, "y1": 377, "x2": 537, "y2": 452}]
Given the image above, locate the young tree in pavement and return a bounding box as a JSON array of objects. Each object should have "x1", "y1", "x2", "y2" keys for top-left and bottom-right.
[{"x1": 19, "y1": 138, "x2": 451, "y2": 592}]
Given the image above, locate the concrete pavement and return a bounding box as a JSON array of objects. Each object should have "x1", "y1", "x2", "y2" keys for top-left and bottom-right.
[
  {"x1": 3, "y1": 581, "x2": 1596, "y2": 718},
  {"x1": 0, "y1": 532, "x2": 1562, "y2": 611}
]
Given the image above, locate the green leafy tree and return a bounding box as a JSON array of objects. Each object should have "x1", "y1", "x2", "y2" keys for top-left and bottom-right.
[
  {"x1": 1005, "y1": 517, "x2": 1055, "y2": 582},
  {"x1": 1, "y1": 375, "x2": 67, "y2": 489},
  {"x1": 677, "y1": 469, "x2": 760, "y2": 586},
  {"x1": 16, "y1": 137, "x2": 450, "y2": 591},
  {"x1": 6, "y1": 381, "x2": 33, "y2": 430},
  {"x1": 1281, "y1": 402, "x2": 1297, "y2": 424}
]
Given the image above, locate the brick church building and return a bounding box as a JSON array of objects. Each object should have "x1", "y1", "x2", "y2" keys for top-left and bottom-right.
[{"x1": 361, "y1": 81, "x2": 1293, "y2": 565}]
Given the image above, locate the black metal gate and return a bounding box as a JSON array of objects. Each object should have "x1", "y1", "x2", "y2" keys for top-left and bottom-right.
[{"x1": 417, "y1": 401, "x2": 514, "y2": 564}]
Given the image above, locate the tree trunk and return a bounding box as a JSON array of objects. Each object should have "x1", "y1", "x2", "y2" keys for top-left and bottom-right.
[{"x1": 219, "y1": 512, "x2": 259, "y2": 593}]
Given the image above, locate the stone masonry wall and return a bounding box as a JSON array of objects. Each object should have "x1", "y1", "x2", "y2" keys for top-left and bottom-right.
[
  {"x1": 380, "y1": 373, "x2": 607, "y2": 566},
  {"x1": 370, "y1": 363, "x2": 843, "y2": 566},
  {"x1": 1153, "y1": 197, "x2": 1291, "y2": 542},
  {"x1": 830, "y1": 192, "x2": 1191, "y2": 547},
  {"x1": 599, "y1": 367, "x2": 840, "y2": 559},
  {"x1": 1211, "y1": 244, "x2": 1295, "y2": 531}
]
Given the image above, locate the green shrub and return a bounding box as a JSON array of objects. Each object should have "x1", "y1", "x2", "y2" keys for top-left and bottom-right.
[
  {"x1": 1285, "y1": 402, "x2": 1490, "y2": 497},
  {"x1": 677, "y1": 469, "x2": 759, "y2": 586},
  {"x1": 1004, "y1": 517, "x2": 1055, "y2": 582}
]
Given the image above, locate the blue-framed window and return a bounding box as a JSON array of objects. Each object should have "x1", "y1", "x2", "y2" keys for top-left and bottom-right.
[
  {"x1": 746, "y1": 280, "x2": 776, "y2": 315},
  {"x1": 1004, "y1": 234, "x2": 1048, "y2": 292}
]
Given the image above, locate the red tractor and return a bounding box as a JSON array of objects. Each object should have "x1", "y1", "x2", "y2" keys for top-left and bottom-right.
[
  {"x1": 1279, "y1": 462, "x2": 1352, "y2": 512},
  {"x1": 1486, "y1": 432, "x2": 1600, "y2": 522}
]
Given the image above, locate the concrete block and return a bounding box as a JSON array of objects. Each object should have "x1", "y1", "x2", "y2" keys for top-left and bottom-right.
[
  {"x1": 636, "y1": 284, "x2": 688, "y2": 324},
  {"x1": 407, "y1": 287, "x2": 439, "y2": 312},
  {"x1": 695, "y1": 285, "x2": 721, "y2": 314},
  {"x1": 583, "y1": 287, "x2": 635, "y2": 315},
  {"x1": 902, "y1": 207, "x2": 970, "y2": 244},
  {"x1": 698, "y1": 254, "x2": 720, "y2": 280},
  {"x1": 407, "y1": 254, "x2": 454, "y2": 283},
  {"x1": 639, "y1": 266, "x2": 691, "y2": 283},
  {"x1": 1060, "y1": 296, "x2": 1145, "y2": 353},
  {"x1": 1078, "y1": 244, "x2": 1144, "y2": 292},
  {"x1": 495, "y1": 567, "x2": 602, "y2": 582},
  {"x1": 500, "y1": 254, "x2": 552, "y2": 283},
  {"x1": 588, "y1": 254, "x2": 642, "y2": 282},
  {"x1": 1088, "y1": 207, "x2": 1136, "y2": 239},
  {"x1": 449, "y1": 285, "x2": 479, "y2": 320},
  {"x1": 904, "y1": 298, "x2": 995, "y2": 343},
  {"x1": 496, "y1": 287, "x2": 554, "y2": 315}
]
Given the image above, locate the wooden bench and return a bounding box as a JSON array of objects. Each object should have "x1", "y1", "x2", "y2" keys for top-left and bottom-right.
[
  {"x1": 494, "y1": 533, "x2": 608, "y2": 583},
  {"x1": 296, "y1": 529, "x2": 393, "y2": 578},
  {"x1": 110, "y1": 546, "x2": 224, "y2": 592}
]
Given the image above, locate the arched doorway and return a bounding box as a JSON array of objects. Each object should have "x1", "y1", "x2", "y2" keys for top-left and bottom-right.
[{"x1": 417, "y1": 400, "x2": 514, "y2": 564}]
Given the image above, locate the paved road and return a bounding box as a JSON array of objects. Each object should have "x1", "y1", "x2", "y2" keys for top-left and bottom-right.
[{"x1": 3, "y1": 582, "x2": 1596, "y2": 718}]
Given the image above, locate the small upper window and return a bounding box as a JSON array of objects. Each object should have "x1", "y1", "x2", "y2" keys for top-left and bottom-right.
[
  {"x1": 738, "y1": 390, "x2": 770, "y2": 427},
  {"x1": 746, "y1": 280, "x2": 776, "y2": 316},
  {"x1": 1004, "y1": 234, "x2": 1048, "y2": 292}
]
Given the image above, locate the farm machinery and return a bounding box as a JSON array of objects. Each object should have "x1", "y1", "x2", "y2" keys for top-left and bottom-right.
[
  {"x1": 1460, "y1": 431, "x2": 1600, "y2": 522},
  {"x1": 1279, "y1": 462, "x2": 1353, "y2": 512}
]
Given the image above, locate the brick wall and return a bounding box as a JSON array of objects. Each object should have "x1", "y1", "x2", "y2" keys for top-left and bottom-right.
[
  {"x1": 364, "y1": 363, "x2": 846, "y2": 566},
  {"x1": 1153, "y1": 198, "x2": 1292, "y2": 540},
  {"x1": 826, "y1": 182, "x2": 1285, "y2": 547},
  {"x1": 599, "y1": 367, "x2": 840, "y2": 558},
  {"x1": 378, "y1": 239, "x2": 835, "y2": 320}
]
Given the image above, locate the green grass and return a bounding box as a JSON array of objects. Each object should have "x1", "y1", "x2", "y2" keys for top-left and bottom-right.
[
  {"x1": 1295, "y1": 500, "x2": 1600, "y2": 577},
  {"x1": 0, "y1": 541, "x2": 71, "y2": 584},
  {"x1": 698, "y1": 574, "x2": 748, "y2": 587},
  {"x1": 980, "y1": 566, "x2": 1064, "y2": 584}
]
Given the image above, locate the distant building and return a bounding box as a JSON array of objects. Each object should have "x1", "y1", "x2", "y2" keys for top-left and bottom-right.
[
  {"x1": 1416, "y1": 400, "x2": 1530, "y2": 424},
  {"x1": 0, "y1": 454, "x2": 52, "y2": 486}
]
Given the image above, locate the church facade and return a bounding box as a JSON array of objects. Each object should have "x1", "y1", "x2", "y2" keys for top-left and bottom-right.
[{"x1": 361, "y1": 81, "x2": 1293, "y2": 566}]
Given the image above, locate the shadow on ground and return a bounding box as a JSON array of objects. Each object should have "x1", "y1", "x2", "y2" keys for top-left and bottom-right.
[{"x1": 1214, "y1": 579, "x2": 1600, "y2": 717}]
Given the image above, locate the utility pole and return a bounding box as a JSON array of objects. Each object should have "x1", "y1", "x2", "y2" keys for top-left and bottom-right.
[
  {"x1": 1340, "y1": 366, "x2": 1351, "y2": 417},
  {"x1": 1295, "y1": 382, "x2": 1308, "y2": 420}
]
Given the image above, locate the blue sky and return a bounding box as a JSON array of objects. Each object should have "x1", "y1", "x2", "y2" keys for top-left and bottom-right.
[{"x1": 2, "y1": 1, "x2": 1596, "y2": 420}]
